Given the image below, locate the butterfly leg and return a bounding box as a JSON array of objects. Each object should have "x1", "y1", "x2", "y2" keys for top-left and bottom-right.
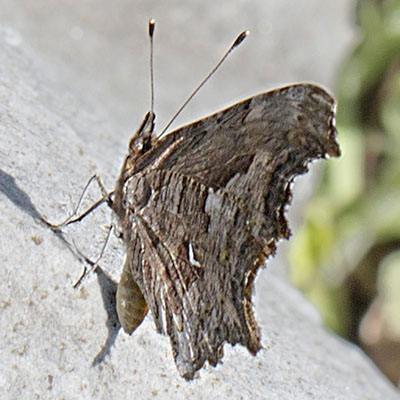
[{"x1": 43, "y1": 174, "x2": 113, "y2": 229}]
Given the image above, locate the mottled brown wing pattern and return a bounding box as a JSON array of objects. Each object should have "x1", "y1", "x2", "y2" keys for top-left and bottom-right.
[
  {"x1": 113, "y1": 83, "x2": 340, "y2": 379},
  {"x1": 128, "y1": 171, "x2": 266, "y2": 378}
]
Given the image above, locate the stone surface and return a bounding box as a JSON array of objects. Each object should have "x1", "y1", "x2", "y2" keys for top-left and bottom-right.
[{"x1": 1, "y1": 1, "x2": 399, "y2": 399}]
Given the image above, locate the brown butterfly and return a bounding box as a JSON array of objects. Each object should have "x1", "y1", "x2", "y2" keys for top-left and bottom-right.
[{"x1": 110, "y1": 21, "x2": 340, "y2": 381}]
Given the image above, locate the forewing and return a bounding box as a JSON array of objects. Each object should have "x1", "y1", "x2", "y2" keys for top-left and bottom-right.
[{"x1": 135, "y1": 84, "x2": 339, "y2": 246}]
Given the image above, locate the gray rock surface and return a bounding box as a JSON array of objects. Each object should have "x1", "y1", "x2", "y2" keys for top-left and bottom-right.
[{"x1": 1, "y1": 1, "x2": 399, "y2": 399}]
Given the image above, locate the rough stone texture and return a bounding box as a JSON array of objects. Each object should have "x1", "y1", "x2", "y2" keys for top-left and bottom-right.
[{"x1": 1, "y1": 1, "x2": 399, "y2": 399}]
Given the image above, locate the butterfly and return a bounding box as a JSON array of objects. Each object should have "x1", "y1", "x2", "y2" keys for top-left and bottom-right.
[
  {"x1": 112, "y1": 83, "x2": 340, "y2": 380},
  {"x1": 93, "y1": 21, "x2": 340, "y2": 380}
]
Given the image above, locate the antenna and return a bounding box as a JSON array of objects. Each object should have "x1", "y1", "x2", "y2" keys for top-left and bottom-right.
[
  {"x1": 149, "y1": 18, "x2": 156, "y2": 117},
  {"x1": 159, "y1": 29, "x2": 249, "y2": 137}
]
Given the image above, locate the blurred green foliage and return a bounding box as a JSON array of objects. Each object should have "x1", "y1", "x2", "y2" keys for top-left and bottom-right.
[{"x1": 289, "y1": 0, "x2": 400, "y2": 352}]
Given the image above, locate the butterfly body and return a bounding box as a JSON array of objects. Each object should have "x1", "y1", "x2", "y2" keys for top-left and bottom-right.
[{"x1": 113, "y1": 83, "x2": 340, "y2": 379}]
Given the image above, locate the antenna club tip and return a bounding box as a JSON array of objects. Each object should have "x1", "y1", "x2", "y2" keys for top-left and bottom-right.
[
  {"x1": 149, "y1": 19, "x2": 156, "y2": 36},
  {"x1": 233, "y1": 30, "x2": 249, "y2": 48}
]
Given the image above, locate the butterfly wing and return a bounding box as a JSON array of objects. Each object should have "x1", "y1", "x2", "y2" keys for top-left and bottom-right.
[{"x1": 118, "y1": 84, "x2": 339, "y2": 379}]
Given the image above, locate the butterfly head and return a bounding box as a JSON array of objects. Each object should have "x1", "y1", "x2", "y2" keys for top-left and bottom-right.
[{"x1": 128, "y1": 111, "x2": 155, "y2": 156}]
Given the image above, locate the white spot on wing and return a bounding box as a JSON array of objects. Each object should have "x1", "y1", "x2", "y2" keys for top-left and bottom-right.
[{"x1": 188, "y1": 242, "x2": 201, "y2": 268}]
